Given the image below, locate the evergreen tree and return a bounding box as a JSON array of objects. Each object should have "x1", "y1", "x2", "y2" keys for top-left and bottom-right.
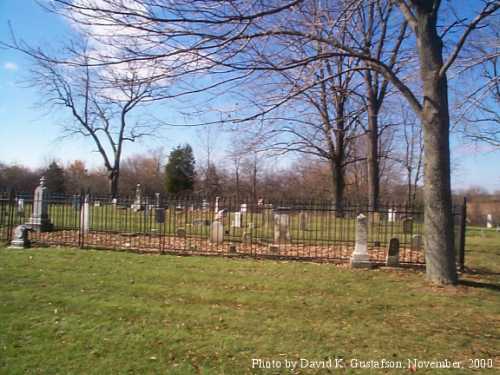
[
  {"x1": 45, "y1": 161, "x2": 66, "y2": 194},
  {"x1": 165, "y1": 145, "x2": 195, "y2": 194}
]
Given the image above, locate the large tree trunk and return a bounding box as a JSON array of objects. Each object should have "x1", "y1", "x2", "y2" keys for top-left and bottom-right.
[
  {"x1": 366, "y1": 103, "x2": 380, "y2": 211},
  {"x1": 109, "y1": 169, "x2": 120, "y2": 198},
  {"x1": 416, "y1": 5, "x2": 457, "y2": 284},
  {"x1": 330, "y1": 159, "x2": 345, "y2": 216}
]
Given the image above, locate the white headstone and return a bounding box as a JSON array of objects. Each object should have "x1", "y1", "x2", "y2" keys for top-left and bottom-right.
[
  {"x1": 240, "y1": 203, "x2": 247, "y2": 213},
  {"x1": 80, "y1": 194, "x2": 90, "y2": 234},
  {"x1": 486, "y1": 214, "x2": 493, "y2": 228},
  {"x1": 350, "y1": 213, "x2": 372, "y2": 268},
  {"x1": 231, "y1": 212, "x2": 242, "y2": 228},
  {"x1": 214, "y1": 196, "x2": 220, "y2": 213},
  {"x1": 209, "y1": 221, "x2": 224, "y2": 243},
  {"x1": 17, "y1": 198, "x2": 24, "y2": 214},
  {"x1": 388, "y1": 208, "x2": 396, "y2": 223}
]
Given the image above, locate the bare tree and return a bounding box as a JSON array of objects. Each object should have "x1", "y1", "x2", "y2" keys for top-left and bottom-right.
[
  {"x1": 28, "y1": 45, "x2": 155, "y2": 197},
  {"x1": 400, "y1": 106, "x2": 423, "y2": 205}
]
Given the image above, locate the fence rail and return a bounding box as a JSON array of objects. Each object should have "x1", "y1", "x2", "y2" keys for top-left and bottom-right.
[{"x1": 0, "y1": 191, "x2": 467, "y2": 267}]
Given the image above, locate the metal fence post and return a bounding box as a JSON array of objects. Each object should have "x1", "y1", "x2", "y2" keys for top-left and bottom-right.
[{"x1": 458, "y1": 196, "x2": 467, "y2": 272}]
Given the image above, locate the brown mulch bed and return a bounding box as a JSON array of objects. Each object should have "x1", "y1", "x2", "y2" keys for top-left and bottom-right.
[{"x1": 29, "y1": 229, "x2": 425, "y2": 264}]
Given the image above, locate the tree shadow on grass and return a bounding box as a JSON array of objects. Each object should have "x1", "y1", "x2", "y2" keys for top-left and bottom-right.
[{"x1": 459, "y1": 279, "x2": 500, "y2": 292}]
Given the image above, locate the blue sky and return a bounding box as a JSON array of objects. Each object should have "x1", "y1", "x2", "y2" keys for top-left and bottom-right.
[{"x1": 0, "y1": 0, "x2": 499, "y2": 192}]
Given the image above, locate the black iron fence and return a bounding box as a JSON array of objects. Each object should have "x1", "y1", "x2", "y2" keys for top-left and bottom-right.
[{"x1": 0, "y1": 191, "x2": 467, "y2": 267}]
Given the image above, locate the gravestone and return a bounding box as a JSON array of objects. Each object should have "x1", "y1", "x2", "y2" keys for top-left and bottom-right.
[
  {"x1": 241, "y1": 231, "x2": 252, "y2": 243},
  {"x1": 210, "y1": 221, "x2": 224, "y2": 243},
  {"x1": 155, "y1": 193, "x2": 160, "y2": 208},
  {"x1": 240, "y1": 203, "x2": 248, "y2": 213},
  {"x1": 486, "y1": 214, "x2": 493, "y2": 229},
  {"x1": 94, "y1": 201, "x2": 101, "y2": 207},
  {"x1": 299, "y1": 212, "x2": 308, "y2": 231},
  {"x1": 273, "y1": 210, "x2": 291, "y2": 242},
  {"x1": 350, "y1": 213, "x2": 373, "y2": 268},
  {"x1": 155, "y1": 208, "x2": 165, "y2": 224},
  {"x1": 215, "y1": 209, "x2": 226, "y2": 221},
  {"x1": 386, "y1": 238, "x2": 400, "y2": 266},
  {"x1": 131, "y1": 184, "x2": 144, "y2": 212},
  {"x1": 388, "y1": 208, "x2": 396, "y2": 223},
  {"x1": 111, "y1": 198, "x2": 118, "y2": 207},
  {"x1": 201, "y1": 199, "x2": 209, "y2": 210},
  {"x1": 9, "y1": 225, "x2": 31, "y2": 249},
  {"x1": 16, "y1": 198, "x2": 24, "y2": 215},
  {"x1": 228, "y1": 243, "x2": 237, "y2": 253},
  {"x1": 411, "y1": 234, "x2": 423, "y2": 251},
  {"x1": 231, "y1": 212, "x2": 241, "y2": 228},
  {"x1": 214, "y1": 196, "x2": 220, "y2": 213},
  {"x1": 27, "y1": 176, "x2": 53, "y2": 232},
  {"x1": 402, "y1": 217, "x2": 414, "y2": 234},
  {"x1": 80, "y1": 194, "x2": 90, "y2": 234}
]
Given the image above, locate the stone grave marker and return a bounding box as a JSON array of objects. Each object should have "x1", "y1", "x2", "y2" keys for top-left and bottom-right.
[
  {"x1": 155, "y1": 208, "x2": 165, "y2": 224},
  {"x1": 240, "y1": 203, "x2": 248, "y2": 213},
  {"x1": 402, "y1": 217, "x2": 414, "y2": 234},
  {"x1": 299, "y1": 211, "x2": 308, "y2": 231},
  {"x1": 210, "y1": 221, "x2": 224, "y2": 243},
  {"x1": 155, "y1": 193, "x2": 160, "y2": 208},
  {"x1": 131, "y1": 184, "x2": 144, "y2": 212},
  {"x1": 9, "y1": 225, "x2": 31, "y2": 249},
  {"x1": 350, "y1": 213, "x2": 372, "y2": 268},
  {"x1": 27, "y1": 176, "x2": 53, "y2": 232},
  {"x1": 386, "y1": 238, "x2": 400, "y2": 266},
  {"x1": 80, "y1": 194, "x2": 90, "y2": 234},
  {"x1": 231, "y1": 212, "x2": 242, "y2": 228},
  {"x1": 411, "y1": 234, "x2": 423, "y2": 251},
  {"x1": 273, "y1": 209, "x2": 291, "y2": 242},
  {"x1": 16, "y1": 198, "x2": 24, "y2": 215},
  {"x1": 486, "y1": 213, "x2": 493, "y2": 228},
  {"x1": 388, "y1": 208, "x2": 396, "y2": 223}
]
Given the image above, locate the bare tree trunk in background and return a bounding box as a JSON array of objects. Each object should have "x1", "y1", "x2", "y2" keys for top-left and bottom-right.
[{"x1": 366, "y1": 102, "x2": 380, "y2": 211}]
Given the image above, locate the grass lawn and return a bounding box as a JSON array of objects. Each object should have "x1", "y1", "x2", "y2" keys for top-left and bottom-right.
[{"x1": 0, "y1": 232, "x2": 499, "y2": 374}]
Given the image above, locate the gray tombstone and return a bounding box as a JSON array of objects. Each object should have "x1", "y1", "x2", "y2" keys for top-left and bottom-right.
[
  {"x1": 402, "y1": 217, "x2": 414, "y2": 234},
  {"x1": 350, "y1": 213, "x2": 372, "y2": 268},
  {"x1": 273, "y1": 212, "x2": 291, "y2": 242},
  {"x1": 386, "y1": 238, "x2": 400, "y2": 266},
  {"x1": 299, "y1": 212, "x2": 308, "y2": 231},
  {"x1": 131, "y1": 184, "x2": 144, "y2": 212},
  {"x1": 155, "y1": 208, "x2": 165, "y2": 224},
  {"x1": 27, "y1": 176, "x2": 53, "y2": 232},
  {"x1": 411, "y1": 234, "x2": 423, "y2": 251},
  {"x1": 210, "y1": 221, "x2": 224, "y2": 243},
  {"x1": 9, "y1": 225, "x2": 31, "y2": 249}
]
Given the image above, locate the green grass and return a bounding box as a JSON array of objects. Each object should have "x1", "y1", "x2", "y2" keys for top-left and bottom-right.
[{"x1": 0, "y1": 232, "x2": 499, "y2": 374}]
